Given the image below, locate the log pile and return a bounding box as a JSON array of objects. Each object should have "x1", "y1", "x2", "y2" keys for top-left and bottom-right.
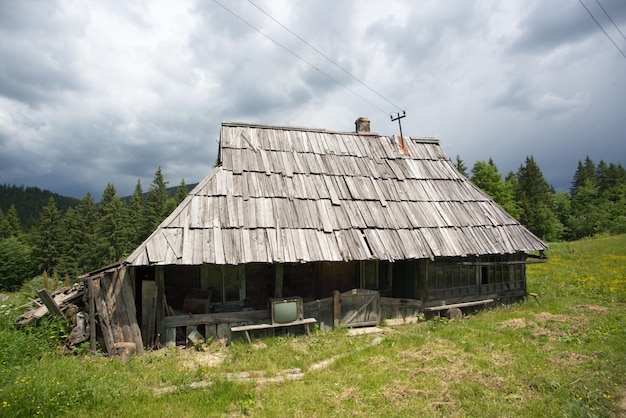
[{"x1": 16, "y1": 266, "x2": 144, "y2": 360}]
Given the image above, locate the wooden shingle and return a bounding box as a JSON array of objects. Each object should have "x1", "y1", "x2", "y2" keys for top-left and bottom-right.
[{"x1": 126, "y1": 122, "x2": 547, "y2": 266}]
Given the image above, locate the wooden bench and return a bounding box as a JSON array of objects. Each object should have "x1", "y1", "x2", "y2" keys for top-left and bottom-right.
[
  {"x1": 230, "y1": 318, "x2": 317, "y2": 343},
  {"x1": 422, "y1": 298, "x2": 494, "y2": 312}
]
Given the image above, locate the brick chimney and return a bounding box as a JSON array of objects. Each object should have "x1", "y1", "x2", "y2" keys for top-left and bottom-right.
[{"x1": 355, "y1": 117, "x2": 370, "y2": 133}]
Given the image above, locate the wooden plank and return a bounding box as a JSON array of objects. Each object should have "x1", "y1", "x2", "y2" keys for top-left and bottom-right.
[
  {"x1": 423, "y1": 299, "x2": 494, "y2": 312},
  {"x1": 87, "y1": 279, "x2": 97, "y2": 353},
  {"x1": 323, "y1": 175, "x2": 341, "y2": 206},
  {"x1": 317, "y1": 200, "x2": 334, "y2": 233},
  {"x1": 155, "y1": 267, "x2": 165, "y2": 346},
  {"x1": 119, "y1": 268, "x2": 144, "y2": 355},
  {"x1": 110, "y1": 269, "x2": 132, "y2": 345},
  {"x1": 36, "y1": 289, "x2": 65, "y2": 318},
  {"x1": 141, "y1": 281, "x2": 157, "y2": 349},
  {"x1": 93, "y1": 275, "x2": 115, "y2": 354},
  {"x1": 231, "y1": 318, "x2": 317, "y2": 332}
]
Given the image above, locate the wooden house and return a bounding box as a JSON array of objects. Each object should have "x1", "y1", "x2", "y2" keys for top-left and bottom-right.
[{"x1": 90, "y1": 119, "x2": 547, "y2": 351}]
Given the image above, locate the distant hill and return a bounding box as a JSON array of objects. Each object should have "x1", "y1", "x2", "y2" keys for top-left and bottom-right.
[
  {"x1": 0, "y1": 182, "x2": 200, "y2": 230},
  {"x1": 0, "y1": 184, "x2": 81, "y2": 229}
]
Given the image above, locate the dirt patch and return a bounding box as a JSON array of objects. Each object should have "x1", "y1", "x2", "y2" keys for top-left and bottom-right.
[
  {"x1": 617, "y1": 388, "x2": 626, "y2": 418},
  {"x1": 498, "y1": 318, "x2": 527, "y2": 329},
  {"x1": 180, "y1": 349, "x2": 226, "y2": 370},
  {"x1": 534, "y1": 312, "x2": 570, "y2": 323},
  {"x1": 549, "y1": 351, "x2": 590, "y2": 367},
  {"x1": 575, "y1": 304, "x2": 609, "y2": 313}
]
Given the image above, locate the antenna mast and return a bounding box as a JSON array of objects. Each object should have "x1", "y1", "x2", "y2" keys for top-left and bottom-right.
[{"x1": 390, "y1": 111, "x2": 407, "y2": 153}]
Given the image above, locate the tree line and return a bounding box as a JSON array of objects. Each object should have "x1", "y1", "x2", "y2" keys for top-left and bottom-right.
[
  {"x1": 456, "y1": 155, "x2": 626, "y2": 243},
  {"x1": 0, "y1": 167, "x2": 188, "y2": 291},
  {"x1": 1, "y1": 156, "x2": 625, "y2": 291}
]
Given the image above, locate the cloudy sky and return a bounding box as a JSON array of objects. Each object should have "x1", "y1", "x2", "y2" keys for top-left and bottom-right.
[{"x1": 1, "y1": 0, "x2": 625, "y2": 201}]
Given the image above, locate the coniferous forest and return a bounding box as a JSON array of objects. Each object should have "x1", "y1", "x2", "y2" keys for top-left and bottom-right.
[{"x1": 1, "y1": 156, "x2": 625, "y2": 291}]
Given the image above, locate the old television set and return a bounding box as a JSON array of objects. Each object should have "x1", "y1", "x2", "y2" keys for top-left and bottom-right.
[{"x1": 269, "y1": 297, "x2": 303, "y2": 325}]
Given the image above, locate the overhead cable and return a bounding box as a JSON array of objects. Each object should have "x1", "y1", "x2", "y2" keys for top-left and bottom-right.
[
  {"x1": 213, "y1": 0, "x2": 392, "y2": 115},
  {"x1": 248, "y1": 0, "x2": 404, "y2": 112},
  {"x1": 594, "y1": 0, "x2": 626, "y2": 41},
  {"x1": 578, "y1": 0, "x2": 626, "y2": 60}
]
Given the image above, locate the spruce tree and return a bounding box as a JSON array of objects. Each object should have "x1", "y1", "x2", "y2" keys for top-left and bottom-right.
[
  {"x1": 97, "y1": 183, "x2": 126, "y2": 265},
  {"x1": 598, "y1": 162, "x2": 626, "y2": 234},
  {"x1": 34, "y1": 197, "x2": 63, "y2": 274},
  {"x1": 4, "y1": 205, "x2": 22, "y2": 237},
  {"x1": 516, "y1": 156, "x2": 562, "y2": 241},
  {"x1": 146, "y1": 167, "x2": 170, "y2": 231},
  {"x1": 76, "y1": 192, "x2": 100, "y2": 272},
  {"x1": 568, "y1": 178, "x2": 602, "y2": 239},
  {"x1": 571, "y1": 156, "x2": 597, "y2": 197},
  {"x1": 175, "y1": 178, "x2": 188, "y2": 205},
  {"x1": 58, "y1": 206, "x2": 81, "y2": 277},
  {"x1": 454, "y1": 155, "x2": 468, "y2": 177},
  {"x1": 128, "y1": 180, "x2": 148, "y2": 245},
  {"x1": 0, "y1": 236, "x2": 34, "y2": 291}
]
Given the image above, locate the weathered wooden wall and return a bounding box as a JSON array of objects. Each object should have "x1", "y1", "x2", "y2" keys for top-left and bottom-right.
[{"x1": 91, "y1": 267, "x2": 144, "y2": 357}]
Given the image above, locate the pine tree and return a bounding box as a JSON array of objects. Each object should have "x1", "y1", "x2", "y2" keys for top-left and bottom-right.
[
  {"x1": 165, "y1": 178, "x2": 188, "y2": 215},
  {"x1": 146, "y1": 167, "x2": 170, "y2": 231},
  {"x1": 0, "y1": 236, "x2": 34, "y2": 291},
  {"x1": 454, "y1": 155, "x2": 468, "y2": 177},
  {"x1": 504, "y1": 171, "x2": 524, "y2": 220},
  {"x1": 597, "y1": 162, "x2": 626, "y2": 234},
  {"x1": 128, "y1": 180, "x2": 148, "y2": 246},
  {"x1": 516, "y1": 156, "x2": 562, "y2": 240},
  {"x1": 97, "y1": 183, "x2": 126, "y2": 265},
  {"x1": 4, "y1": 205, "x2": 22, "y2": 237},
  {"x1": 568, "y1": 178, "x2": 602, "y2": 239},
  {"x1": 58, "y1": 206, "x2": 81, "y2": 277},
  {"x1": 571, "y1": 156, "x2": 597, "y2": 197},
  {"x1": 175, "y1": 178, "x2": 188, "y2": 205},
  {"x1": 34, "y1": 197, "x2": 63, "y2": 274},
  {"x1": 76, "y1": 193, "x2": 100, "y2": 272}
]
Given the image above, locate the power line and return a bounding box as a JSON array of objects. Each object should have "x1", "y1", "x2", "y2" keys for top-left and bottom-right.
[
  {"x1": 594, "y1": 0, "x2": 626, "y2": 41},
  {"x1": 578, "y1": 0, "x2": 626, "y2": 60},
  {"x1": 247, "y1": 0, "x2": 404, "y2": 112},
  {"x1": 213, "y1": 0, "x2": 393, "y2": 115}
]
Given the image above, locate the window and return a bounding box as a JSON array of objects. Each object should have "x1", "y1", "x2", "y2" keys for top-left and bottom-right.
[
  {"x1": 202, "y1": 264, "x2": 245, "y2": 305},
  {"x1": 360, "y1": 260, "x2": 392, "y2": 292}
]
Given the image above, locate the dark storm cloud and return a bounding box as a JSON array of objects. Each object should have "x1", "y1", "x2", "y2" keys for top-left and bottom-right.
[
  {"x1": 511, "y1": 0, "x2": 626, "y2": 57},
  {"x1": 0, "y1": 0, "x2": 87, "y2": 107},
  {"x1": 0, "y1": 0, "x2": 624, "y2": 201}
]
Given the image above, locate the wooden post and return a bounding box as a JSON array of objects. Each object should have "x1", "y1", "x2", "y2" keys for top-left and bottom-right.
[
  {"x1": 93, "y1": 275, "x2": 114, "y2": 354},
  {"x1": 87, "y1": 278, "x2": 97, "y2": 353},
  {"x1": 333, "y1": 290, "x2": 341, "y2": 328},
  {"x1": 274, "y1": 264, "x2": 283, "y2": 298},
  {"x1": 155, "y1": 266, "x2": 165, "y2": 346},
  {"x1": 141, "y1": 281, "x2": 157, "y2": 349},
  {"x1": 118, "y1": 267, "x2": 144, "y2": 355}
]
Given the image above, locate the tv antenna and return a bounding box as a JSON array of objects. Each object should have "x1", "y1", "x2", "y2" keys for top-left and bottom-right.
[{"x1": 390, "y1": 111, "x2": 407, "y2": 153}]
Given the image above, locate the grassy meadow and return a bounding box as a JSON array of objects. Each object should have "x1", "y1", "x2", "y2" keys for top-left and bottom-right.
[{"x1": 1, "y1": 235, "x2": 625, "y2": 417}]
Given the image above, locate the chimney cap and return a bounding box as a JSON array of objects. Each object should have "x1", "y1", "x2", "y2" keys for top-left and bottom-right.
[{"x1": 355, "y1": 117, "x2": 371, "y2": 133}]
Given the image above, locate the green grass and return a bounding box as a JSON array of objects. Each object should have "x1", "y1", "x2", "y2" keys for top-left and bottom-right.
[{"x1": 1, "y1": 235, "x2": 625, "y2": 417}]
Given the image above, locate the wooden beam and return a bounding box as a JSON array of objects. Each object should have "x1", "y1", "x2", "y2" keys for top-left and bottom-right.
[
  {"x1": 333, "y1": 290, "x2": 340, "y2": 328},
  {"x1": 87, "y1": 279, "x2": 97, "y2": 353},
  {"x1": 36, "y1": 289, "x2": 65, "y2": 318}
]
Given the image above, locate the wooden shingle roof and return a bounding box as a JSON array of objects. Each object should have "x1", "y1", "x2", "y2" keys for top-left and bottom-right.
[{"x1": 126, "y1": 122, "x2": 547, "y2": 266}]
